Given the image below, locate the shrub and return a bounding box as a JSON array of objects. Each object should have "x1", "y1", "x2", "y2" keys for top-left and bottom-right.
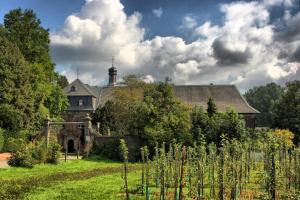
[
  {"x1": 8, "y1": 138, "x2": 61, "y2": 167},
  {"x1": 47, "y1": 143, "x2": 61, "y2": 164},
  {"x1": 8, "y1": 150, "x2": 35, "y2": 168},
  {"x1": 92, "y1": 139, "x2": 121, "y2": 160}
]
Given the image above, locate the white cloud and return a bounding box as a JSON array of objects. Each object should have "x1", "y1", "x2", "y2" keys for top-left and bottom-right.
[
  {"x1": 179, "y1": 15, "x2": 197, "y2": 30},
  {"x1": 152, "y1": 7, "x2": 163, "y2": 18},
  {"x1": 51, "y1": 0, "x2": 300, "y2": 91}
]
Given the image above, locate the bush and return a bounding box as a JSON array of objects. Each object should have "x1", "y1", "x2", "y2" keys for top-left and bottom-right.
[
  {"x1": 8, "y1": 150, "x2": 35, "y2": 168},
  {"x1": 92, "y1": 139, "x2": 121, "y2": 160},
  {"x1": 47, "y1": 143, "x2": 61, "y2": 164},
  {"x1": 8, "y1": 138, "x2": 61, "y2": 168}
]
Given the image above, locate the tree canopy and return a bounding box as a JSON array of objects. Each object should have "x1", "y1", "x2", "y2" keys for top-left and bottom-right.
[
  {"x1": 272, "y1": 81, "x2": 300, "y2": 145},
  {"x1": 244, "y1": 82, "x2": 283, "y2": 127},
  {"x1": 0, "y1": 9, "x2": 68, "y2": 132}
]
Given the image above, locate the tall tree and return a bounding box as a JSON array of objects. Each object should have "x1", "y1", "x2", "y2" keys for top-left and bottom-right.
[
  {"x1": 0, "y1": 36, "x2": 35, "y2": 130},
  {"x1": 272, "y1": 81, "x2": 300, "y2": 145},
  {"x1": 207, "y1": 97, "x2": 217, "y2": 117},
  {"x1": 1, "y1": 9, "x2": 68, "y2": 130},
  {"x1": 3, "y1": 9, "x2": 52, "y2": 71},
  {"x1": 244, "y1": 83, "x2": 283, "y2": 127}
]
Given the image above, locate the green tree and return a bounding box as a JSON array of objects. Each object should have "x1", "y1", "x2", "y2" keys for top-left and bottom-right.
[
  {"x1": 56, "y1": 74, "x2": 69, "y2": 89},
  {"x1": 134, "y1": 82, "x2": 192, "y2": 148},
  {"x1": 0, "y1": 36, "x2": 35, "y2": 130},
  {"x1": 244, "y1": 83, "x2": 283, "y2": 127},
  {"x1": 93, "y1": 100, "x2": 117, "y2": 134},
  {"x1": 93, "y1": 75, "x2": 147, "y2": 135},
  {"x1": 207, "y1": 97, "x2": 217, "y2": 117},
  {"x1": 1, "y1": 9, "x2": 68, "y2": 127},
  {"x1": 3, "y1": 9, "x2": 52, "y2": 71},
  {"x1": 191, "y1": 106, "x2": 209, "y2": 142},
  {"x1": 272, "y1": 81, "x2": 300, "y2": 144}
]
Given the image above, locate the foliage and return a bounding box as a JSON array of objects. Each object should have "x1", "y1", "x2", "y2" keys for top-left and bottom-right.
[
  {"x1": 93, "y1": 75, "x2": 146, "y2": 135},
  {"x1": 56, "y1": 73, "x2": 69, "y2": 88},
  {"x1": 0, "y1": 36, "x2": 35, "y2": 131},
  {"x1": 191, "y1": 105, "x2": 246, "y2": 146},
  {"x1": 0, "y1": 9, "x2": 68, "y2": 132},
  {"x1": 3, "y1": 8, "x2": 52, "y2": 68},
  {"x1": 92, "y1": 139, "x2": 121, "y2": 160},
  {"x1": 93, "y1": 101, "x2": 117, "y2": 135},
  {"x1": 273, "y1": 129, "x2": 294, "y2": 148},
  {"x1": 207, "y1": 97, "x2": 217, "y2": 117},
  {"x1": 136, "y1": 135, "x2": 300, "y2": 200},
  {"x1": 47, "y1": 142, "x2": 61, "y2": 164},
  {"x1": 0, "y1": 128, "x2": 4, "y2": 151},
  {"x1": 134, "y1": 82, "x2": 192, "y2": 148},
  {"x1": 120, "y1": 139, "x2": 129, "y2": 200},
  {"x1": 7, "y1": 138, "x2": 61, "y2": 168},
  {"x1": 272, "y1": 80, "x2": 300, "y2": 145},
  {"x1": 244, "y1": 82, "x2": 283, "y2": 127}
]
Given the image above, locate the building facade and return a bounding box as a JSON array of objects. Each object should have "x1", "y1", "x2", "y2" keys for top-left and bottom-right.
[{"x1": 60, "y1": 65, "x2": 258, "y2": 153}]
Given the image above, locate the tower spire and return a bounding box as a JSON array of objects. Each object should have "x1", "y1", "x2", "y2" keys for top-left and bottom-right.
[{"x1": 112, "y1": 56, "x2": 114, "y2": 67}]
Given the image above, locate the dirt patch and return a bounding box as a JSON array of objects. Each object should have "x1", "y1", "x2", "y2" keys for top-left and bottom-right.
[
  {"x1": 0, "y1": 161, "x2": 9, "y2": 168},
  {"x1": 0, "y1": 153, "x2": 11, "y2": 161},
  {"x1": 0, "y1": 153, "x2": 11, "y2": 169}
]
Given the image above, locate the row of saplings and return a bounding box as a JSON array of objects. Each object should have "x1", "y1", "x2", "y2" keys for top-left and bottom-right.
[{"x1": 120, "y1": 130, "x2": 300, "y2": 200}]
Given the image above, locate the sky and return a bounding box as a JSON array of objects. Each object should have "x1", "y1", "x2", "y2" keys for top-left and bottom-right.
[{"x1": 0, "y1": 0, "x2": 300, "y2": 91}]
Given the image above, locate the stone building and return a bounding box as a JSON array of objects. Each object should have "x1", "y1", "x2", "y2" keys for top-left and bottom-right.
[{"x1": 60, "y1": 64, "x2": 258, "y2": 153}]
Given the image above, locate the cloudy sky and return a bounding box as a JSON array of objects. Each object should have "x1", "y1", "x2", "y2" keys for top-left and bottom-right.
[{"x1": 0, "y1": 0, "x2": 299, "y2": 91}]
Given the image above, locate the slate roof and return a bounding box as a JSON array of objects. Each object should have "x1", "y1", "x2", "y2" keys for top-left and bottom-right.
[
  {"x1": 64, "y1": 79, "x2": 258, "y2": 114},
  {"x1": 173, "y1": 85, "x2": 258, "y2": 114},
  {"x1": 64, "y1": 79, "x2": 97, "y2": 97}
]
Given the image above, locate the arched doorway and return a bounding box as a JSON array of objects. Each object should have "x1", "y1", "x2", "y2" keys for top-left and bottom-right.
[{"x1": 67, "y1": 139, "x2": 75, "y2": 153}]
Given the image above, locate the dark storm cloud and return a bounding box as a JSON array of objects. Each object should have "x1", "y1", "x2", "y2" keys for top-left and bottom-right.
[
  {"x1": 212, "y1": 38, "x2": 251, "y2": 66},
  {"x1": 275, "y1": 13, "x2": 300, "y2": 43},
  {"x1": 290, "y1": 46, "x2": 300, "y2": 62}
]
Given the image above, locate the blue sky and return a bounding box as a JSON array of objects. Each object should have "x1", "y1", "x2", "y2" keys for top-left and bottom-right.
[
  {"x1": 0, "y1": 0, "x2": 227, "y2": 37},
  {"x1": 0, "y1": 0, "x2": 299, "y2": 90}
]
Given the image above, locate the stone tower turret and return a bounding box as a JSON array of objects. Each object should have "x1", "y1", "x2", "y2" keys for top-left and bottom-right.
[{"x1": 108, "y1": 57, "x2": 117, "y2": 86}]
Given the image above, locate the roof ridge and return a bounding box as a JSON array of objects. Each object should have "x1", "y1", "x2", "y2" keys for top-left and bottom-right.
[
  {"x1": 72, "y1": 79, "x2": 96, "y2": 97},
  {"x1": 232, "y1": 85, "x2": 260, "y2": 113}
]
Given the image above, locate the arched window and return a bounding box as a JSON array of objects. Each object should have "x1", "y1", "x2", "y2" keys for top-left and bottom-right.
[{"x1": 78, "y1": 99, "x2": 83, "y2": 106}]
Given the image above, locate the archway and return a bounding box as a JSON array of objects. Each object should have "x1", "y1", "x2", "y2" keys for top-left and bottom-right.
[{"x1": 67, "y1": 139, "x2": 75, "y2": 153}]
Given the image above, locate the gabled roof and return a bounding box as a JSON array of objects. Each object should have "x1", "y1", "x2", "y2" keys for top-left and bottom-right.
[
  {"x1": 64, "y1": 79, "x2": 97, "y2": 97},
  {"x1": 173, "y1": 85, "x2": 259, "y2": 114},
  {"x1": 64, "y1": 79, "x2": 258, "y2": 114}
]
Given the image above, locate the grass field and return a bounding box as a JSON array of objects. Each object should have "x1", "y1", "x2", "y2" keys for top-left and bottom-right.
[
  {"x1": 0, "y1": 155, "x2": 299, "y2": 200},
  {"x1": 0, "y1": 156, "x2": 143, "y2": 200}
]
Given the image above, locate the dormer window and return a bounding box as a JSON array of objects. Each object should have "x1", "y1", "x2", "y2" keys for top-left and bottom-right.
[
  {"x1": 71, "y1": 86, "x2": 76, "y2": 92},
  {"x1": 78, "y1": 99, "x2": 83, "y2": 107}
]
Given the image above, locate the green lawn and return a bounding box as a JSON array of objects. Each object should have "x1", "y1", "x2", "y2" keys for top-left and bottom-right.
[
  {"x1": 0, "y1": 156, "x2": 142, "y2": 200},
  {"x1": 0, "y1": 156, "x2": 121, "y2": 180}
]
